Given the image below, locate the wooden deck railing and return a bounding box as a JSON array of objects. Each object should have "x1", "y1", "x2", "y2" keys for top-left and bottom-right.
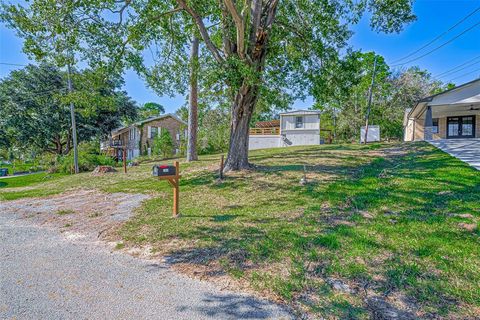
[{"x1": 249, "y1": 127, "x2": 280, "y2": 135}]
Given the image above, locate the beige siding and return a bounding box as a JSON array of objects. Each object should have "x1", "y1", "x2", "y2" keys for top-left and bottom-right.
[{"x1": 413, "y1": 118, "x2": 424, "y2": 141}]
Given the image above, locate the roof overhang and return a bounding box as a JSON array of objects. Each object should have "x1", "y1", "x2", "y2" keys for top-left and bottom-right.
[
  {"x1": 280, "y1": 109, "x2": 321, "y2": 116},
  {"x1": 407, "y1": 78, "x2": 480, "y2": 120}
]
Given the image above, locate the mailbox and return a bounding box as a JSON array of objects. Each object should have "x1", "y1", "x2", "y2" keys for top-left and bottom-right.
[{"x1": 153, "y1": 165, "x2": 176, "y2": 177}]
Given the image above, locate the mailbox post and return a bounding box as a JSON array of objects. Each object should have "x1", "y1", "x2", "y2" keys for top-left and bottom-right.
[{"x1": 153, "y1": 161, "x2": 180, "y2": 217}]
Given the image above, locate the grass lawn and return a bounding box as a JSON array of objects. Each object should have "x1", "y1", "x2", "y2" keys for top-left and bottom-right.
[
  {"x1": 0, "y1": 172, "x2": 65, "y2": 189},
  {"x1": 1, "y1": 142, "x2": 479, "y2": 318}
]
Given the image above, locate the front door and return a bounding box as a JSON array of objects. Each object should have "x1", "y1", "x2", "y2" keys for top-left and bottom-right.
[{"x1": 447, "y1": 116, "x2": 475, "y2": 138}]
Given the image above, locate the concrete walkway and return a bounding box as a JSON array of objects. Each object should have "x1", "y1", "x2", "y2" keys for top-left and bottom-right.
[
  {"x1": 429, "y1": 139, "x2": 480, "y2": 170},
  {"x1": 0, "y1": 212, "x2": 292, "y2": 320}
]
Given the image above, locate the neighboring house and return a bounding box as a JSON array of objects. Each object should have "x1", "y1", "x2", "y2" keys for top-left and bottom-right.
[
  {"x1": 404, "y1": 79, "x2": 480, "y2": 141},
  {"x1": 249, "y1": 110, "x2": 322, "y2": 150},
  {"x1": 101, "y1": 114, "x2": 187, "y2": 160}
]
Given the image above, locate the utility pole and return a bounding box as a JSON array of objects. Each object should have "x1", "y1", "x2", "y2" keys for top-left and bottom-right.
[
  {"x1": 364, "y1": 55, "x2": 378, "y2": 144},
  {"x1": 66, "y1": 63, "x2": 79, "y2": 173}
]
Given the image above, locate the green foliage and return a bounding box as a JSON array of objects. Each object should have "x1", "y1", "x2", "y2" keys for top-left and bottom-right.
[
  {"x1": 138, "y1": 102, "x2": 165, "y2": 120},
  {"x1": 198, "y1": 108, "x2": 230, "y2": 154},
  {"x1": 152, "y1": 130, "x2": 174, "y2": 159},
  {"x1": 57, "y1": 141, "x2": 115, "y2": 173},
  {"x1": 315, "y1": 53, "x2": 448, "y2": 141},
  {"x1": 0, "y1": 64, "x2": 138, "y2": 155}
]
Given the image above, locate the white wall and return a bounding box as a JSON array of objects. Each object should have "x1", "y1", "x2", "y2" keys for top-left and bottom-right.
[
  {"x1": 249, "y1": 135, "x2": 281, "y2": 150},
  {"x1": 281, "y1": 114, "x2": 320, "y2": 131},
  {"x1": 360, "y1": 126, "x2": 380, "y2": 143},
  {"x1": 282, "y1": 131, "x2": 320, "y2": 146}
]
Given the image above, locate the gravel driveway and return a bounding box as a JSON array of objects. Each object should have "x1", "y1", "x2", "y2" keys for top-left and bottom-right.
[{"x1": 0, "y1": 211, "x2": 292, "y2": 319}]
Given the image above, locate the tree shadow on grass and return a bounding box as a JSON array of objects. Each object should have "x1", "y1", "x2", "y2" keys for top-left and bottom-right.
[{"x1": 156, "y1": 143, "x2": 479, "y2": 317}]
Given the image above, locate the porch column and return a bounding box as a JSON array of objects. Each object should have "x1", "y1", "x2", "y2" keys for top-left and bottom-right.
[{"x1": 424, "y1": 105, "x2": 433, "y2": 140}]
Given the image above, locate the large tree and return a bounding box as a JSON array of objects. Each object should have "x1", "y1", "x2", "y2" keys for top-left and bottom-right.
[
  {"x1": 0, "y1": 64, "x2": 138, "y2": 155},
  {"x1": 2, "y1": 0, "x2": 416, "y2": 171}
]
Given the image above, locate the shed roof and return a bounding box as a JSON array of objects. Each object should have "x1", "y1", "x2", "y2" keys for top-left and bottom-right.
[{"x1": 280, "y1": 109, "x2": 321, "y2": 116}]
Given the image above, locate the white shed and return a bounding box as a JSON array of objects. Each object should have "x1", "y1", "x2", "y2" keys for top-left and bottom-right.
[
  {"x1": 280, "y1": 110, "x2": 322, "y2": 147},
  {"x1": 248, "y1": 109, "x2": 322, "y2": 150}
]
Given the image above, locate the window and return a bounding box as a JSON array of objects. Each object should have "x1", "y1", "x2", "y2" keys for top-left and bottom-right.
[
  {"x1": 150, "y1": 127, "x2": 158, "y2": 139},
  {"x1": 295, "y1": 116, "x2": 304, "y2": 128},
  {"x1": 129, "y1": 128, "x2": 137, "y2": 140},
  {"x1": 432, "y1": 118, "x2": 439, "y2": 134}
]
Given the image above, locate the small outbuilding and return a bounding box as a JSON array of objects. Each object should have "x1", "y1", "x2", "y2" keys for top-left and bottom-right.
[{"x1": 249, "y1": 109, "x2": 322, "y2": 150}]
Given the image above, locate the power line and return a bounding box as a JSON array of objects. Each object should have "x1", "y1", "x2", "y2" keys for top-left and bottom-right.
[
  {"x1": 434, "y1": 54, "x2": 480, "y2": 78},
  {"x1": 448, "y1": 67, "x2": 480, "y2": 82},
  {"x1": 0, "y1": 62, "x2": 29, "y2": 67},
  {"x1": 437, "y1": 59, "x2": 480, "y2": 79},
  {"x1": 391, "y1": 5, "x2": 480, "y2": 64},
  {"x1": 391, "y1": 20, "x2": 480, "y2": 67}
]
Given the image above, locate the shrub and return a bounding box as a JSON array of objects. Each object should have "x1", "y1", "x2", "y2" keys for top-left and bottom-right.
[
  {"x1": 152, "y1": 130, "x2": 174, "y2": 158},
  {"x1": 58, "y1": 141, "x2": 115, "y2": 173}
]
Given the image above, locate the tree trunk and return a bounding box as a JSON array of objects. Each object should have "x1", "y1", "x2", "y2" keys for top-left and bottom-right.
[
  {"x1": 187, "y1": 36, "x2": 199, "y2": 162},
  {"x1": 223, "y1": 83, "x2": 258, "y2": 172}
]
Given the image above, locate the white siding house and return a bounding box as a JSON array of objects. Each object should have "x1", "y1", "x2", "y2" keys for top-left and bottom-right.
[{"x1": 249, "y1": 109, "x2": 322, "y2": 150}]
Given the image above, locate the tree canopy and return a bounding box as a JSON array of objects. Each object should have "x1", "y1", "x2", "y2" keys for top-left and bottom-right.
[
  {"x1": 0, "y1": 64, "x2": 138, "y2": 155},
  {"x1": 2, "y1": 0, "x2": 417, "y2": 169}
]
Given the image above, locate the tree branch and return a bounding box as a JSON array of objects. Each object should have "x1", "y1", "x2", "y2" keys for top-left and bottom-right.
[
  {"x1": 223, "y1": 0, "x2": 245, "y2": 59},
  {"x1": 176, "y1": 0, "x2": 225, "y2": 63}
]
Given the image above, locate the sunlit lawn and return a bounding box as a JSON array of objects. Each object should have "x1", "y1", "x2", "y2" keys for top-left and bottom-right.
[{"x1": 1, "y1": 142, "x2": 479, "y2": 318}]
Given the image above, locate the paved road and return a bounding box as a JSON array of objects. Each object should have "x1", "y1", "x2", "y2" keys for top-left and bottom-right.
[
  {"x1": 0, "y1": 213, "x2": 292, "y2": 320},
  {"x1": 429, "y1": 138, "x2": 480, "y2": 170}
]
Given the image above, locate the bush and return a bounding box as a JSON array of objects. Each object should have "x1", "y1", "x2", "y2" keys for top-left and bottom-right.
[
  {"x1": 152, "y1": 130, "x2": 174, "y2": 158},
  {"x1": 58, "y1": 141, "x2": 115, "y2": 173}
]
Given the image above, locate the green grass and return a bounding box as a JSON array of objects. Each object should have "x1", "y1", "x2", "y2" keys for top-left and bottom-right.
[
  {"x1": 0, "y1": 172, "x2": 65, "y2": 190},
  {"x1": 1, "y1": 142, "x2": 479, "y2": 318}
]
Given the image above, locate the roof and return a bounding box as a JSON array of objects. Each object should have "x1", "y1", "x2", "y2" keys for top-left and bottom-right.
[
  {"x1": 280, "y1": 109, "x2": 322, "y2": 116},
  {"x1": 112, "y1": 113, "x2": 187, "y2": 135},
  {"x1": 255, "y1": 120, "x2": 280, "y2": 128},
  {"x1": 407, "y1": 78, "x2": 480, "y2": 120}
]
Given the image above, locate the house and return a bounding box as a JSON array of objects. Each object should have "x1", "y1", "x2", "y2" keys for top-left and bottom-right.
[
  {"x1": 249, "y1": 109, "x2": 322, "y2": 150},
  {"x1": 101, "y1": 114, "x2": 187, "y2": 160},
  {"x1": 404, "y1": 79, "x2": 480, "y2": 141}
]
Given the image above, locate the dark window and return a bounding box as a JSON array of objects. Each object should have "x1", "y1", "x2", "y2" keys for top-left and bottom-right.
[
  {"x1": 295, "y1": 116, "x2": 303, "y2": 128},
  {"x1": 432, "y1": 118, "x2": 439, "y2": 134},
  {"x1": 150, "y1": 127, "x2": 158, "y2": 138}
]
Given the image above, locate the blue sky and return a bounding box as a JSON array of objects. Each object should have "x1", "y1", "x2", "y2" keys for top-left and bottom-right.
[{"x1": 1, "y1": 0, "x2": 479, "y2": 113}]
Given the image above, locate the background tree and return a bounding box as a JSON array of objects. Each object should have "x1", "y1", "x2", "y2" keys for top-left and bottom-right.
[
  {"x1": 0, "y1": 0, "x2": 106, "y2": 173},
  {"x1": 138, "y1": 102, "x2": 165, "y2": 120},
  {"x1": 74, "y1": 0, "x2": 415, "y2": 171},
  {"x1": 187, "y1": 36, "x2": 199, "y2": 162},
  {"x1": 0, "y1": 64, "x2": 138, "y2": 156}
]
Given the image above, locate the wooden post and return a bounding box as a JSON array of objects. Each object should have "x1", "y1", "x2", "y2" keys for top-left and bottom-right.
[
  {"x1": 220, "y1": 155, "x2": 224, "y2": 180},
  {"x1": 123, "y1": 147, "x2": 127, "y2": 174},
  {"x1": 172, "y1": 161, "x2": 180, "y2": 217}
]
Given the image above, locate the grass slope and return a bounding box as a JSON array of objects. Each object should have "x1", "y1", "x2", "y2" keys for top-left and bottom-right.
[{"x1": 1, "y1": 142, "x2": 478, "y2": 318}]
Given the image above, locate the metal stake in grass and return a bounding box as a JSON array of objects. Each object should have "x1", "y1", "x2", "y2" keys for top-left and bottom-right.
[{"x1": 300, "y1": 165, "x2": 308, "y2": 185}]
